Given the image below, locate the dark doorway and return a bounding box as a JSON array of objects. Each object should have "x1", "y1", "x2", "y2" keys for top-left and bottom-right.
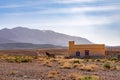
[
  {"x1": 76, "y1": 51, "x2": 80, "y2": 57},
  {"x1": 85, "y1": 50, "x2": 89, "y2": 57}
]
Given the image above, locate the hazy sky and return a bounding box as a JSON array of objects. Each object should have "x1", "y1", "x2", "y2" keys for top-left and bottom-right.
[{"x1": 0, "y1": 0, "x2": 120, "y2": 46}]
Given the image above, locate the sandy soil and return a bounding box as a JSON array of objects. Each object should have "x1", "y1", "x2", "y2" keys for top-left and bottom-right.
[{"x1": 0, "y1": 58, "x2": 120, "y2": 80}]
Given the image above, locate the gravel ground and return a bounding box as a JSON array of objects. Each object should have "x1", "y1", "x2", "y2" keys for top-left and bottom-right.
[{"x1": 0, "y1": 59, "x2": 120, "y2": 80}]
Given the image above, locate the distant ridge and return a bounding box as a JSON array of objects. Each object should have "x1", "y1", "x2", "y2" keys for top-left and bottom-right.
[
  {"x1": 0, "y1": 43, "x2": 62, "y2": 50},
  {"x1": 0, "y1": 27, "x2": 92, "y2": 47}
]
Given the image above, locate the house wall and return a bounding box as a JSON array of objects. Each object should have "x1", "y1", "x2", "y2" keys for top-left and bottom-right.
[
  {"x1": 69, "y1": 41, "x2": 105, "y2": 58},
  {"x1": 105, "y1": 51, "x2": 120, "y2": 59}
]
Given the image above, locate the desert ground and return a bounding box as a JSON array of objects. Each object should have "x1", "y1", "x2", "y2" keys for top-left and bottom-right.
[{"x1": 0, "y1": 48, "x2": 120, "y2": 80}]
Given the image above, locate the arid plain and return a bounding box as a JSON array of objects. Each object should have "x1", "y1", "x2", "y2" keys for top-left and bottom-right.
[{"x1": 0, "y1": 48, "x2": 120, "y2": 80}]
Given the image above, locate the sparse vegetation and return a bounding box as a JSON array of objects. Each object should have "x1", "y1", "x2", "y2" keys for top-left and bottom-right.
[
  {"x1": 0, "y1": 55, "x2": 35, "y2": 63},
  {"x1": 103, "y1": 62, "x2": 111, "y2": 69},
  {"x1": 95, "y1": 59, "x2": 101, "y2": 62},
  {"x1": 6, "y1": 56, "x2": 16, "y2": 63},
  {"x1": 47, "y1": 70, "x2": 59, "y2": 78},
  {"x1": 15, "y1": 56, "x2": 34, "y2": 63},
  {"x1": 68, "y1": 73, "x2": 82, "y2": 80},
  {"x1": 73, "y1": 59, "x2": 80, "y2": 64},
  {"x1": 110, "y1": 64, "x2": 117, "y2": 70},
  {"x1": 80, "y1": 75, "x2": 99, "y2": 80},
  {"x1": 80, "y1": 64, "x2": 98, "y2": 71},
  {"x1": 84, "y1": 59, "x2": 89, "y2": 62},
  {"x1": 60, "y1": 61, "x2": 73, "y2": 69},
  {"x1": 0, "y1": 49, "x2": 120, "y2": 80},
  {"x1": 110, "y1": 57, "x2": 118, "y2": 62},
  {"x1": 73, "y1": 63, "x2": 84, "y2": 68}
]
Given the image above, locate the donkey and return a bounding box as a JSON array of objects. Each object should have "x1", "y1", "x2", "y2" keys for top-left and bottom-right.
[{"x1": 45, "y1": 52, "x2": 55, "y2": 58}]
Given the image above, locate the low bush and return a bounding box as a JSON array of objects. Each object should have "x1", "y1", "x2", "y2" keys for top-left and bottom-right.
[
  {"x1": 80, "y1": 75, "x2": 99, "y2": 80},
  {"x1": 73, "y1": 59, "x2": 80, "y2": 64},
  {"x1": 84, "y1": 59, "x2": 89, "y2": 62},
  {"x1": 6, "y1": 56, "x2": 34, "y2": 63},
  {"x1": 42, "y1": 60, "x2": 53, "y2": 67},
  {"x1": 6, "y1": 56, "x2": 16, "y2": 63},
  {"x1": 68, "y1": 73, "x2": 82, "y2": 80},
  {"x1": 47, "y1": 70, "x2": 59, "y2": 78},
  {"x1": 68, "y1": 74, "x2": 99, "y2": 80},
  {"x1": 73, "y1": 63, "x2": 84, "y2": 68},
  {"x1": 60, "y1": 61, "x2": 73, "y2": 69},
  {"x1": 79, "y1": 64, "x2": 98, "y2": 71},
  {"x1": 95, "y1": 59, "x2": 101, "y2": 62},
  {"x1": 110, "y1": 57, "x2": 118, "y2": 61},
  {"x1": 111, "y1": 64, "x2": 117, "y2": 70},
  {"x1": 103, "y1": 62, "x2": 111, "y2": 69}
]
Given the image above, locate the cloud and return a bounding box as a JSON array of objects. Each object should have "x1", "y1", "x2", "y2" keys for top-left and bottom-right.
[
  {"x1": 0, "y1": 13, "x2": 114, "y2": 28},
  {"x1": 40, "y1": 5, "x2": 120, "y2": 14},
  {"x1": 13, "y1": 14, "x2": 116, "y2": 27},
  {"x1": 54, "y1": 0, "x2": 102, "y2": 3},
  {"x1": 0, "y1": 4, "x2": 25, "y2": 8},
  {"x1": 0, "y1": 1, "x2": 48, "y2": 9},
  {"x1": 0, "y1": 0, "x2": 115, "y2": 9},
  {"x1": 3, "y1": 5, "x2": 119, "y2": 16}
]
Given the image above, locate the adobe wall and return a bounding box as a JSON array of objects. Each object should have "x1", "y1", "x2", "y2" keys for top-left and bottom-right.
[{"x1": 69, "y1": 41, "x2": 105, "y2": 58}]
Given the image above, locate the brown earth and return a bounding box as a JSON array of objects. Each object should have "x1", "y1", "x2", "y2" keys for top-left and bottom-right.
[
  {"x1": 0, "y1": 48, "x2": 120, "y2": 80},
  {"x1": 0, "y1": 48, "x2": 68, "y2": 56}
]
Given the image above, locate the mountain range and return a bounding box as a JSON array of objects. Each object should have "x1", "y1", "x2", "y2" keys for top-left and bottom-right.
[
  {"x1": 0, "y1": 43, "x2": 62, "y2": 50},
  {"x1": 0, "y1": 27, "x2": 92, "y2": 49}
]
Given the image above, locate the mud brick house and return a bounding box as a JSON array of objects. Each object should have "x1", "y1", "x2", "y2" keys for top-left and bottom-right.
[
  {"x1": 68, "y1": 41, "x2": 105, "y2": 58},
  {"x1": 105, "y1": 47, "x2": 120, "y2": 59}
]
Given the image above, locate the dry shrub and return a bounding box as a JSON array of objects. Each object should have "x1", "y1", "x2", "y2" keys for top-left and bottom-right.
[
  {"x1": 110, "y1": 64, "x2": 117, "y2": 70},
  {"x1": 103, "y1": 62, "x2": 111, "y2": 69},
  {"x1": 73, "y1": 63, "x2": 84, "y2": 68},
  {"x1": 60, "y1": 61, "x2": 73, "y2": 69},
  {"x1": 57, "y1": 59, "x2": 67, "y2": 65},
  {"x1": 47, "y1": 70, "x2": 59, "y2": 78},
  {"x1": 83, "y1": 59, "x2": 90, "y2": 62},
  {"x1": 58, "y1": 60, "x2": 63, "y2": 65},
  {"x1": 70, "y1": 59, "x2": 81, "y2": 64},
  {"x1": 4, "y1": 55, "x2": 35, "y2": 63},
  {"x1": 70, "y1": 59, "x2": 85, "y2": 63},
  {"x1": 39, "y1": 57, "x2": 54, "y2": 67},
  {"x1": 49, "y1": 58, "x2": 57, "y2": 62},
  {"x1": 38, "y1": 57, "x2": 47, "y2": 61},
  {"x1": 88, "y1": 59, "x2": 95, "y2": 62},
  {"x1": 68, "y1": 73, "x2": 99, "y2": 80},
  {"x1": 101, "y1": 59, "x2": 108, "y2": 63},
  {"x1": 0, "y1": 55, "x2": 8, "y2": 60},
  {"x1": 81, "y1": 75, "x2": 99, "y2": 80},
  {"x1": 80, "y1": 64, "x2": 99, "y2": 71},
  {"x1": 15, "y1": 56, "x2": 34, "y2": 63},
  {"x1": 42, "y1": 60, "x2": 53, "y2": 67},
  {"x1": 95, "y1": 59, "x2": 101, "y2": 62},
  {"x1": 61, "y1": 76, "x2": 67, "y2": 80},
  {"x1": 110, "y1": 57, "x2": 118, "y2": 61},
  {"x1": 102, "y1": 62, "x2": 118, "y2": 70},
  {"x1": 68, "y1": 73, "x2": 82, "y2": 80},
  {"x1": 6, "y1": 56, "x2": 16, "y2": 63},
  {"x1": 47, "y1": 62, "x2": 53, "y2": 67}
]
